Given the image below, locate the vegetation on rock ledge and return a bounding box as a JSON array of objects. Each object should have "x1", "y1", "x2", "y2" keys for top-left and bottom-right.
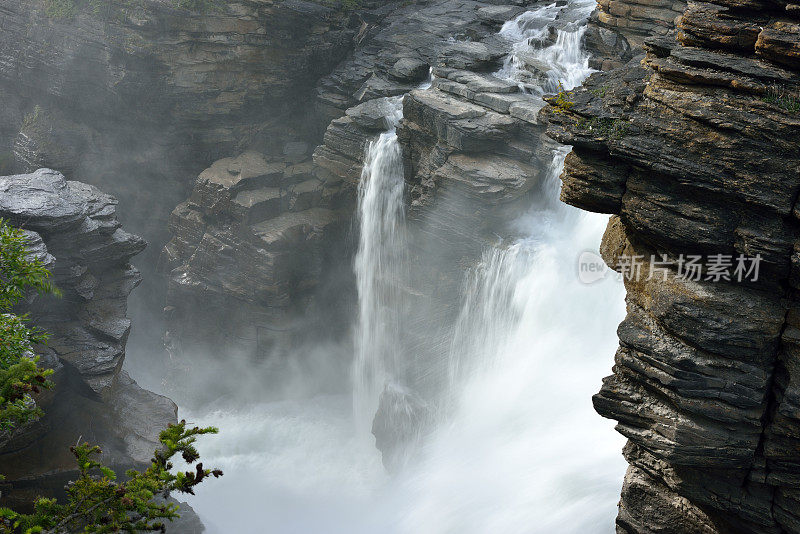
[
  {"x1": 1, "y1": 423, "x2": 221, "y2": 534},
  {"x1": 0, "y1": 220, "x2": 58, "y2": 434},
  {"x1": 0, "y1": 219, "x2": 222, "y2": 533},
  {"x1": 763, "y1": 85, "x2": 800, "y2": 114}
]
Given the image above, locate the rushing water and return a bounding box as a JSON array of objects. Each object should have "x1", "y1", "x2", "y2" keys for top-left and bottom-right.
[
  {"x1": 497, "y1": 0, "x2": 595, "y2": 92},
  {"x1": 353, "y1": 98, "x2": 408, "y2": 434},
  {"x1": 175, "y1": 2, "x2": 627, "y2": 532}
]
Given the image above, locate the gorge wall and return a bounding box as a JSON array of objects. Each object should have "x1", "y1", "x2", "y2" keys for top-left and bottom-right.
[
  {"x1": 2, "y1": 0, "x2": 799, "y2": 532},
  {"x1": 161, "y1": 0, "x2": 551, "y2": 389},
  {"x1": 0, "y1": 169, "x2": 178, "y2": 515},
  {"x1": 543, "y1": 0, "x2": 800, "y2": 532},
  {"x1": 0, "y1": 0, "x2": 369, "y2": 371}
]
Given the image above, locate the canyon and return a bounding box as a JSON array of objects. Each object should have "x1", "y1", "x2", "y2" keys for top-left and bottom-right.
[{"x1": 0, "y1": 0, "x2": 798, "y2": 532}]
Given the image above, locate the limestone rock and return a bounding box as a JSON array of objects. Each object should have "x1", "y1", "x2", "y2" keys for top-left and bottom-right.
[
  {"x1": 372, "y1": 383, "x2": 433, "y2": 472},
  {"x1": 0, "y1": 169, "x2": 145, "y2": 392},
  {"x1": 161, "y1": 153, "x2": 349, "y2": 385},
  {"x1": 543, "y1": 1, "x2": 800, "y2": 531}
]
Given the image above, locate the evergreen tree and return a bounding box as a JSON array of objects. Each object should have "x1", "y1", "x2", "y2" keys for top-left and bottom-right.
[{"x1": 0, "y1": 219, "x2": 221, "y2": 533}]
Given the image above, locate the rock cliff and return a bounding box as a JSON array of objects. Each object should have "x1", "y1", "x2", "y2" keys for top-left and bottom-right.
[
  {"x1": 0, "y1": 169, "x2": 177, "y2": 514},
  {"x1": 158, "y1": 151, "x2": 350, "y2": 390},
  {"x1": 0, "y1": 0, "x2": 369, "y2": 362},
  {"x1": 160, "y1": 0, "x2": 552, "y2": 390},
  {"x1": 543, "y1": 1, "x2": 800, "y2": 532}
]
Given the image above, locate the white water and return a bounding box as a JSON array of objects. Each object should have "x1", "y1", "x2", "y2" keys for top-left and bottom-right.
[
  {"x1": 405, "y1": 149, "x2": 626, "y2": 533},
  {"x1": 177, "y1": 3, "x2": 627, "y2": 532},
  {"x1": 353, "y1": 96, "x2": 408, "y2": 433},
  {"x1": 497, "y1": 0, "x2": 596, "y2": 93}
]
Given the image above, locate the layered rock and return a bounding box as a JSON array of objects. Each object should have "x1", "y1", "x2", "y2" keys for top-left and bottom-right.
[
  {"x1": 158, "y1": 0, "x2": 549, "y2": 394},
  {"x1": 313, "y1": 0, "x2": 543, "y2": 195},
  {"x1": 586, "y1": 0, "x2": 686, "y2": 69},
  {"x1": 0, "y1": 0, "x2": 361, "y2": 167},
  {"x1": 159, "y1": 152, "x2": 350, "y2": 393},
  {"x1": 0, "y1": 0, "x2": 372, "y2": 366},
  {"x1": 0, "y1": 169, "x2": 176, "y2": 513},
  {"x1": 543, "y1": 1, "x2": 800, "y2": 532}
]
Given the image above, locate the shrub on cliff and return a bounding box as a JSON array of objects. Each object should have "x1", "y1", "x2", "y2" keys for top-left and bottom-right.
[
  {"x1": 0, "y1": 219, "x2": 222, "y2": 533},
  {"x1": 0, "y1": 422, "x2": 222, "y2": 533},
  {"x1": 0, "y1": 220, "x2": 57, "y2": 434}
]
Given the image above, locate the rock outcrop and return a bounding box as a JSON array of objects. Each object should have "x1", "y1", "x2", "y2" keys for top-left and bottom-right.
[
  {"x1": 586, "y1": 0, "x2": 686, "y2": 69},
  {"x1": 0, "y1": 0, "x2": 374, "y2": 363},
  {"x1": 0, "y1": 169, "x2": 176, "y2": 512},
  {"x1": 313, "y1": 0, "x2": 548, "y2": 197},
  {"x1": 372, "y1": 382, "x2": 433, "y2": 472},
  {"x1": 159, "y1": 151, "x2": 350, "y2": 392},
  {"x1": 159, "y1": 0, "x2": 551, "y2": 392},
  {"x1": 544, "y1": 1, "x2": 800, "y2": 532}
]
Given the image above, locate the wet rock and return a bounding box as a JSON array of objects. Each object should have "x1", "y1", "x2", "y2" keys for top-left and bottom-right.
[
  {"x1": 161, "y1": 153, "x2": 349, "y2": 386},
  {"x1": 587, "y1": 0, "x2": 685, "y2": 69},
  {"x1": 346, "y1": 98, "x2": 402, "y2": 131},
  {"x1": 372, "y1": 383, "x2": 433, "y2": 472},
  {"x1": 438, "y1": 41, "x2": 506, "y2": 71},
  {"x1": 388, "y1": 57, "x2": 430, "y2": 83},
  {"x1": 0, "y1": 169, "x2": 145, "y2": 392},
  {"x1": 544, "y1": 0, "x2": 800, "y2": 531},
  {"x1": 0, "y1": 170, "x2": 174, "y2": 512}
]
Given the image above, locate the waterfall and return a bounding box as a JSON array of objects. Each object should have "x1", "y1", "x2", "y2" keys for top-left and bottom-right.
[
  {"x1": 497, "y1": 0, "x2": 596, "y2": 92},
  {"x1": 445, "y1": 151, "x2": 572, "y2": 400},
  {"x1": 353, "y1": 103, "x2": 408, "y2": 433},
  {"x1": 176, "y1": 3, "x2": 626, "y2": 532},
  {"x1": 401, "y1": 148, "x2": 626, "y2": 533}
]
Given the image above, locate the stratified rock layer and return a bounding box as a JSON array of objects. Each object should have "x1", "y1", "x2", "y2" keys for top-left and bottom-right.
[
  {"x1": 0, "y1": 169, "x2": 176, "y2": 511},
  {"x1": 160, "y1": 152, "x2": 350, "y2": 387},
  {"x1": 0, "y1": 0, "x2": 372, "y2": 359},
  {"x1": 544, "y1": 1, "x2": 800, "y2": 532}
]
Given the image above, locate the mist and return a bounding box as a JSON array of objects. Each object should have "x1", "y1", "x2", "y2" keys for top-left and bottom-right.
[{"x1": 120, "y1": 2, "x2": 628, "y2": 531}]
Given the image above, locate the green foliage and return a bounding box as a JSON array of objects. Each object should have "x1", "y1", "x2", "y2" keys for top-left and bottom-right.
[
  {"x1": 0, "y1": 220, "x2": 59, "y2": 433},
  {"x1": 589, "y1": 85, "x2": 609, "y2": 98},
  {"x1": 0, "y1": 314, "x2": 54, "y2": 433},
  {"x1": 43, "y1": 0, "x2": 77, "y2": 19},
  {"x1": 0, "y1": 421, "x2": 222, "y2": 533},
  {"x1": 551, "y1": 82, "x2": 575, "y2": 114},
  {"x1": 576, "y1": 117, "x2": 629, "y2": 140},
  {"x1": 173, "y1": 0, "x2": 224, "y2": 13},
  {"x1": 0, "y1": 219, "x2": 221, "y2": 533},
  {"x1": 0, "y1": 221, "x2": 59, "y2": 311},
  {"x1": 763, "y1": 85, "x2": 800, "y2": 114}
]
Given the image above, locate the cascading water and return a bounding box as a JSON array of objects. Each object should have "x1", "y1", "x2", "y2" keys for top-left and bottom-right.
[
  {"x1": 497, "y1": 0, "x2": 595, "y2": 93},
  {"x1": 397, "y1": 149, "x2": 626, "y2": 533},
  {"x1": 175, "y1": 2, "x2": 627, "y2": 532},
  {"x1": 353, "y1": 96, "x2": 408, "y2": 433}
]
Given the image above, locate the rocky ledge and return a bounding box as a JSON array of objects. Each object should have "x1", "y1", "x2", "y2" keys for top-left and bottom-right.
[
  {"x1": 159, "y1": 151, "x2": 350, "y2": 392},
  {"x1": 543, "y1": 0, "x2": 800, "y2": 532},
  {"x1": 0, "y1": 169, "x2": 177, "y2": 514}
]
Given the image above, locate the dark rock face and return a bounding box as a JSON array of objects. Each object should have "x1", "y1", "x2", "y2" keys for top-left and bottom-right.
[
  {"x1": 0, "y1": 0, "x2": 367, "y2": 366},
  {"x1": 159, "y1": 151, "x2": 350, "y2": 388},
  {"x1": 0, "y1": 0, "x2": 360, "y2": 167},
  {"x1": 159, "y1": 0, "x2": 551, "y2": 391},
  {"x1": 313, "y1": 0, "x2": 545, "y2": 192},
  {"x1": 0, "y1": 169, "x2": 176, "y2": 512},
  {"x1": 372, "y1": 383, "x2": 433, "y2": 472},
  {"x1": 587, "y1": 0, "x2": 686, "y2": 69},
  {"x1": 0, "y1": 169, "x2": 146, "y2": 392},
  {"x1": 544, "y1": 1, "x2": 800, "y2": 532}
]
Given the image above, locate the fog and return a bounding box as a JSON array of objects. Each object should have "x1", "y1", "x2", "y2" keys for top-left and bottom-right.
[{"x1": 116, "y1": 2, "x2": 629, "y2": 532}]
